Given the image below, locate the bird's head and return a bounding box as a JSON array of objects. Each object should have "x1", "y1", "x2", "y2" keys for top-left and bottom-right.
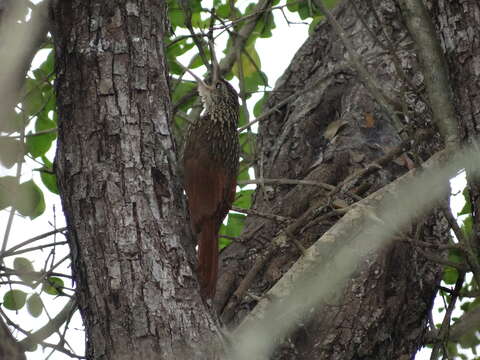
[{"x1": 181, "y1": 43, "x2": 239, "y2": 114}]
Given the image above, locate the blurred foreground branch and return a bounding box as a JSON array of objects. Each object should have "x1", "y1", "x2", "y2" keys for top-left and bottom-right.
[{"x1": 228, "y1": 144, "x2": 480, "y2": 359}]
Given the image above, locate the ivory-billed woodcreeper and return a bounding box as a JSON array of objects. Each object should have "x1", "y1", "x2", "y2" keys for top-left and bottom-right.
[{"x1": 182, "y1": 55, "x2": 239, "y2": 299}]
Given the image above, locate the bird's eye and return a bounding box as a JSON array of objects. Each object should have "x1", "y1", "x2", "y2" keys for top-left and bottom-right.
[{"x1": 215, "y1": 82, "x2": 222, "y2": 89}]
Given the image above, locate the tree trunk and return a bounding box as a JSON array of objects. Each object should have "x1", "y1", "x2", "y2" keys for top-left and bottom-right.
[
  {"x1": 49, "y1": 0, "x2": 480, "y2": 358},
  {"x1": 217, "y1": 0, "x2": 471, "y2": 358},
  {"x1": 50, "y1": 1, "x2": 218, "y2": 359},
  {"x1": 0, "y1": 320, "x2": 26, "y2": 360}
]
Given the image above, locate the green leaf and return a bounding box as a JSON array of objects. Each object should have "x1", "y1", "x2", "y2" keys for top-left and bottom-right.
[
  {"x1": 224, "y1": 70, "x2": 234, "y2": 81},
  {"x1": 42, "y1": 90, "x2": 56, "y2": 115},
  {"x1": 446, "y1": 342, "x2": 459, "y2": 356},
  {"x1": 218, "y1": 236, "x2": 231, "y2": 250},
  {"x1": 14, "y1": 257, "x2": 37, "y2": 285},
  {"x1": 237, "y1": 161, "x2": 251, "y2": 185},
  {"x1": 26, "y1": 133, "x2": 53, "y2": 158},
  {"x1": 190, "y1": 12, "x2": 204, "y2": 27},
  {"x1": 39, "y1": 50, "x2": 54, "y2": 75},
  {"x1": 286, "y1": 0, "x2": 300, "y2": 12},
  {"x1": 238, "y1": 107, "x2": 248, "y2": 128},
  {"x1": 39, "y1": 156, "x2": 59, "y2": 195},
  {"x1": 448, "y1": 248, "x2": 464, "y2": 264},
  {"x1": 167, "y1": 38, "x2": 195, "y2": 57},
  {"x1": 27, "y1": 112, "x2": 57, "y2": 158},
  {"x1": 40, "y1": 170, "x2": 59, "y2": 195},
  {"x1": 13, "y1": 257, "x2": 34, "y2": 273},
  {"x1": 298, "y1": 2, "x2": 311, "y2": 20},
  {"x1": 3, "y1": 289, "x2": 27, "y2": 310},
  {"x1": 223, "y1": 213, "x2": 246, "y2": 238},
  {"x1": 234, "y1": 190, "x2": 254, "y2": 209},
  {"x1": 0, "y1": 176, "x2": 18, "y2": 210},
  {"x1": 253, "y1": 10, "x2": 276, "y2": 38},
  {"x1": 244, "y1": 71, "x2": 268, "y2": 94},
  {"x1": 0, "y1": 110, "x2": 24, "y2": 133},
  {"x1": 322, "y1": 0, "x2": 340, "y2": 10},
  {"x1": 458, "y1": 188, "x2": 472, "y2": 216},
  {"x1": 186, "y1": 0, "x2": 202, "y2": 13},
  {"x1": 0, "y1": 137, "x2": 24, "y2": 168},
  {"x1": 168, "y1": 60, "x2": 184, "y2": 75},
  {"x1": 219, "y1": 213, "x2": 246, "y2": 249},
  {"x1": 15, "y1": 180, "x2": 45, "y2": 219},
  {"x1": 27, "y1": 293, "x2": 43, "y2": 318},
  {"x1": 240, "y1": 132, "x2": 256, "y2": 157},
  {"x1": 217, "y1": 4, "x2": 230, "y2": 18},
  {"x1": 254, "y1": 93, "x2": 268, "y2": 117},
  {"x1": 33, "y1": 67, "x2": 48, "y2": 81},
  {"x1": 309, "y1": 16, "x2": 324, "y2": 34},
  {"x1": 233, "y1": 44, "x2": 261, "y2": 78},
  {"x1": 24, "y1": 342, "x2": 38, "y2": 352},
  {"x1": 459, "y1": 332, "x2": 480, "y2": 350},
  {"x1": 35, "y1": 108, "x2": 57, "y2": 136},
  {"x1": 461, "y1": 215, "x2": 473, "y2": 239},
  {"x1": 189, "y1": 49, "x2": 210, "y2": 69},
  {"x1": 43, "y1": 277, "x2": 64, "y2": 296},
  {"x1": 22, "y1": 80, "x2": 44, "y2": 117},
  {"x1": 443, "y1": 266, "x2": 459, "y2": 285},
  {"x1": 461, "y1": 301, "x2": 473, "y2": 312},
  {"x1": 172, "y1": 81, "x2": 197, "y2": 105},
  {"x1": 168, "y1": 8, "x2": 185, "y2": 27}
]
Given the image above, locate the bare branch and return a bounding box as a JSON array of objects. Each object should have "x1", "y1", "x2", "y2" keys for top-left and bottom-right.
[
  {"x1": 19, "y1": 297, "x2": 77, "y2": 351},
  {"x1": 0, "y1": 227, "x2": 67, "y2": 260},
  {"x1": 231, "y1": 206, "x2": 290, "y2": 223},
  {"x1": 430, "y1": 272, "x2": 465, "y2": 359}
]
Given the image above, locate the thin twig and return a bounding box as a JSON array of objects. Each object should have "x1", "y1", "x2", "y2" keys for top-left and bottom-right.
[
  {"x1": 19, "y1": 297, "x2": 77, "y2": 351},
  {"x1": 232, "y1": 206, "x2": 289, "y2": 223},
  {"x1": 239, "y1": 177, "x2": 335, "y2": 191},
  {"x1": 414, "y1": 247, "x2": 468, "y2": 272},
  {"x1": 2, "y1": 241, "x2": 68, "y2": 257},
  {"x1": 430, "y1": 272, "x2": 465, "y2": 359},
  {"x1": 181, "y1": 3, "x2": 210, "y2": 72},
  {"x1": 0, "y1": 227, "x2": 67, "y2": 260},
  {"x1": 329, "y1": 138, "x2": 413, "y2": 197},
  {"x1": 207, "y1": 0, "x2": 302, "y2": 32}
]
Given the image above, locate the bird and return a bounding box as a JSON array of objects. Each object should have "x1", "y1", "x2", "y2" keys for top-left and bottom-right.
[{"x1": 182, "y1": 48, "x2": 240, "y2": 299}]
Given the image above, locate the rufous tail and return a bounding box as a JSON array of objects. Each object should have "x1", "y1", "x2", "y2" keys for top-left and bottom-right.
[{"x1": 198, "y1": 219, "x2": 219, "y2": 299}]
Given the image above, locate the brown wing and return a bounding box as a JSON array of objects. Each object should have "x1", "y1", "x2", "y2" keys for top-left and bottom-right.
[
  {"x1": 183, "y1": 145, "x2": 236, "y2": 298},
  {"x1": 183, "y1": 151, "x2": 235, "y2": 232}
]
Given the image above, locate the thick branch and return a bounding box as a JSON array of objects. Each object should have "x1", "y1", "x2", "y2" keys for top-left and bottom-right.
[
  {"x1": 398, "y1": 0, "x2": 459, "y2": 147},
  {"x1": 228, "y1": 146, "x2": 480, "y2": 359}
]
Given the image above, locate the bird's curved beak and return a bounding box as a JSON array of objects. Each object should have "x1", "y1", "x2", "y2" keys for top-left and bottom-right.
[
  {"x1": 176, "y1": 39, "x2": 221, "y2": 93},
  {"x1": 181, "y1": 66, "x2": 212, "y2": 92}
]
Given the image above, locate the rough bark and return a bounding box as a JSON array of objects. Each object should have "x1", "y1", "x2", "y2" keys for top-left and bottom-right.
[
  {"x1": 436, "y1": 0, "x2": 480, "y2": 253},
  {"x1": 0, "y1": 319, "x2": 26, "y2": 360},
  {"x1": 47, "y1": 0, "x2": 480, "y2": 358},
  {"x1": 216, "y1": 0, "x2": 468, "y2": 358},
  {"x1": 50, "y1": 1, "x2": 218, "y2": 359}
]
